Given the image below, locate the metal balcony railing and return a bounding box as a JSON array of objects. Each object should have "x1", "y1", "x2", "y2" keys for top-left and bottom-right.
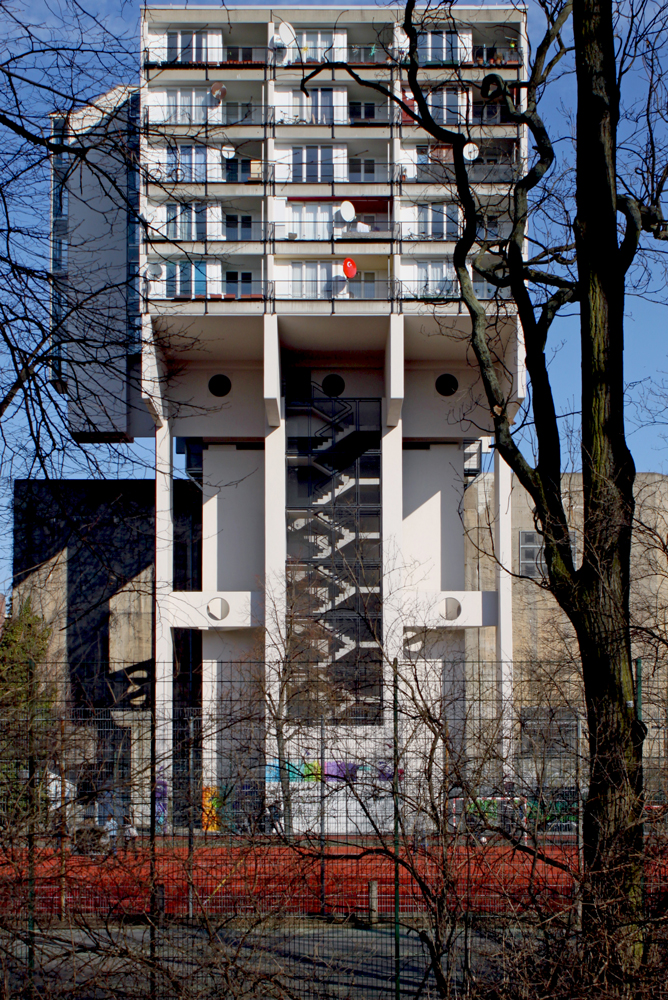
[
  {"x1": 162, "y1": 279, "x2": 270, "y2": 302},
  {"x1": 275, "y1": 221, "x2": 395, "y2": 241},
  {"x1": 147, "y1": 104, "x2": 269, "y2": 127},
  {"x1": 471, "y1": 45, "x2": 523, "y2": 67},
  {"x1": 274, "y1": 278, "x2": 393, "y2": 301},
  {"x1": 395, "y1": 161, "x2": 521, "y2": 184},
  {"x1": 274, "y1": 105, "x2": 392, "y2": 126},
  {"x1": 146, "y1": 161, "x2": 273, "y2": 185},
  {"x1": 145, "y1": 46, "x2": 270, "y2": 66},
  {"x1": 396, "y1": 221, "x2": 461, "y2": 241},
  {"x1": 280, "y1": 162, "x2": 390, "y2": 184},
  {"x1": 153, "y1": 222, "x2": 269, "y2": 243},
  {"x1": 399, "y1": 279, "x2": 511, "y2": 301}
]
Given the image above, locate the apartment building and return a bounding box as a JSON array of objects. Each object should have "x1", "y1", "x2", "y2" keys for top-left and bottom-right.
[{"x1": 45, "y1": 4, "x2": 533, "y2": 828}]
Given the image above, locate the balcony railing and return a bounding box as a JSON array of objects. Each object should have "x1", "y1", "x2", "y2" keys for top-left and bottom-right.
[
  {"x1": 397, "y1": 221, "x2": 460, "y2": 241},
  {"x1": 399, "y1": 279, "x2": 511, "y2": 301},
  {"x1": 161, "y1": 279, "x2": 269, "y2": 301},
  {"x1": 471, "y1": 45, "x2": 523, "y2": 67},
  {"x1": 279, "y1": 162, "x2": 390, "y2": 184},
  {"x1": 395, "y1": 162, "x2": 520, "y2": 184},
  {"x1": 146, "y1": 161, "x2": 273, "y2": 185},
  {"x1": 145, "y1": 46, "x2": 270, "y2": 66},
  {"x1": 153, "y1": 222, "x2": 269, "y2": 243},
  {"x1": 147, "y1": 104, "x2": 269, "y2": 126},
  {"x1": 275, "y1": 104, "x2": 392, "y2": 126},
  {"x1": 274, "y1": 278, "x2": 393, "y2": 301},
  {"x1": 275, "y1": 221, "x2": 395, "y2": 241}
]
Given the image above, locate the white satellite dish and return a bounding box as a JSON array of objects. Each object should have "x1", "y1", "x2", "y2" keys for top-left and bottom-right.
[
  {"x1": 463, "y1": 142, "x2": 480, "y2": 162},
  {"x1": 340, "y1": 200, "x2": 356, "y2": 223},
  {"x1": 278, "y1": 21, "x2": 297, "y2": 47},
  {"x1": 210, "y1": 82, "x2": 227, "y2": 102},
  {"x1": 221, "y1": 144, "x2": 236, "y2": 159},
  {"x1": 146, "y1": 262, "x2": 163, "y2": 279}
]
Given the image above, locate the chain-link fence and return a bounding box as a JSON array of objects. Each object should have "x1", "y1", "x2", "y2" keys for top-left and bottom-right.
[{"x1": 0, "y1": 660, "x2": 664, "y2": 998}]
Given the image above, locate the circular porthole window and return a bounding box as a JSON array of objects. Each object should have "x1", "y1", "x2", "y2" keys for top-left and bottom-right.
[
  {"x1": 208, "y1": 374, "x2": 232, "y2": 397},
  {"x1": 435, "y1": 373, "x2": 459, "y2": 397},
  {"x1": 322, "y1": 374, "x2": 345, "y2": 398}
]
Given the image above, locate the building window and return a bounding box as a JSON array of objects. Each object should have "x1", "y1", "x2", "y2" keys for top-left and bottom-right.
[
  {"x1": 519, "y1": 529, "x2": 577, "y2": 578},
  {"x1": 167, "y1": 31, "x2": 208, "y2": 64},
  {"x1": 291, "y1": 146, "x2": 334, "y2": 183},
  {"x1": 417, "y1": 31, "x2": 461, "y2": 65},
  {"x1": 417, "y1": 203, "x2": 460, "y2": 239}
]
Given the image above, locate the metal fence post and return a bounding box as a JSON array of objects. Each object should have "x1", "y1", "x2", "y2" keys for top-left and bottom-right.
[
  {"x1": 320, "y1": 714, "x2": 326, "y2": 917},
  {"x1": 393, "y1": 657, "x2": 400, "y2": 1000},
  {"x1": 27, "y1": 658, "x2": 35, "y2": 997}
]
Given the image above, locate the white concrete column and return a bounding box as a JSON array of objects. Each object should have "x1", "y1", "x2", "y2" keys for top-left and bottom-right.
[
  {"x1": 201, "y1": 473, "x2": 218, "y2": 592},
  {"x1": 264, "y1": 314, "x2": 281, "y2": 427},
  {"x1": 382, "y1": 312, "x2": 404, "y2": 667},
  {"x1": 264, "y1": 407, "x2": 287, "y2": 801},
  {"x1": 494, "y1": 448, "x2": 514, "y2": 777},
  {"x1": 385, "y1": 313, "x2": 404, "y2": 426},
  {"x1": 154, "y1": 420, "x2": 173, "y2": 817}
]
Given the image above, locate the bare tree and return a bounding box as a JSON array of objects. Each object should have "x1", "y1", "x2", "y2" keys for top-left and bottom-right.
[{"x1": 293, "y1": 0, "x2": 668, "y2": 982}]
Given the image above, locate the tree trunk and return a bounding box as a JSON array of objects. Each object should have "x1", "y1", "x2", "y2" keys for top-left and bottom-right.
[{"x1": 572, "y1": 0, "x2": 644, "y2": 981}]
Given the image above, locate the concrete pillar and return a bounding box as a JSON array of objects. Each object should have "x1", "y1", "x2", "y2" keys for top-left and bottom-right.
[
  {"x1": 494, "y1": 448, "x2": 514, "y2": 778},
  {"x1": 264, "y1": 387, "x2": 286, "y2": 811},
  {"x1": 154, "y1": 420, "x2": 173, "y2": 820},
  {"x1": 382, "y1": 315, "x2": 404, "y2": 666}
]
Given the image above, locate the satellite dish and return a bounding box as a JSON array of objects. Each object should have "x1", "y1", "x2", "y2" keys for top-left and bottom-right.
[
  {"x1": 146, "y1": 263, "x2": 162, "y2": 279},
  {"x1": 278, "y1": 21, "x2": 296, "y2": 46},
  {"x1": 463, "y1": 142, "x2": 480, "y2": 162},
  {"x1": 221, "y1": 144, "x2": 236, "y2": 159},
  {"x1": 340, "y1": 201, "x2": 356, "y2": 223},
  {"x1": 210, "y1": 82, "x2": 227, "y2": 102}
]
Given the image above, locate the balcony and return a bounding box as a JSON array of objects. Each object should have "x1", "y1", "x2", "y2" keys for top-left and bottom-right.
[
  {"x1": 275, "y1": 104, "x2": 392, "y2": 127},
  {"x1": 146, "y1": 161, "x2": 273, "y2": 185},
  {"x1": 396, "y1": 221, "x2": 460, "y2": 242},
  {"x1": 395, "y1": 162, "x2": 520, "y2": 184},
  {"x1": 275, "y1": 221, "x2": 395, "y2": 241},
  {"x1": 274, "y1": 278, "x2": 393, "y2": 301},
  {"x1": 276, "y1": 43, "x2": 391, "y2": 67},
  {"x1": 152, "y1": 222, "x2": 269, "y2": 244},
  {"x1": 145, "y1": 45, "x2": 270, "y2": 67},
  {"x1": 399, "y1": 279, "x2": 511, "y2": 301},
  {"x1": 279, "y1": 162, "x2": 390, "y2": 184},
  {"x1": 471, "y1": 45, "x2": 522, "y2": 68},
  {"x1": 157, "y1": 277, "x2": 270, "y2": 302},
  {"x1": 147, "y1": 104, "x2": 268, "y2": 127}
]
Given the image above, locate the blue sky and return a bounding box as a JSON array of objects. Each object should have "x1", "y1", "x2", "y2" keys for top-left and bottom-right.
[{"x1": 0, "y1": 0, "x2": 666, "y2": 597}]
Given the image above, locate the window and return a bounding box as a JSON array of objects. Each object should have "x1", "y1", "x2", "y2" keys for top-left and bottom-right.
[
  {"x1": 291, "y1": 146, "x2": 334, "y2": 183},
  {"x1": 349, "y1": 271, "x2": 377, "y2": 299},
  {"x1": 519, "y1": 530, "x2": 577, "y2": 578},
  {"x1": 290, "y1": 88, "x2": 334, "y2": 125},
  {"x1": 167, "y1": 31, "x2": 208, "y2": 63},
  {"x1": 165, "y1": 260, "x2": 211, "y2": 298},
  {"x1": 417, "y1": 203, "x2": 460, "y2": 239},
  {"x1": 416, "y1": 260, "x2": 457, "y2": 297},
  {"x1": 224, "y1": 271, "x2": 253, "y2": 298},
  {"x1": 291, "y1": 261, "x2": 332, "y2": 298},
  {"x1": 225, "y1": 214, "x2": 252, "y2": 240},
  {"x1": 349, "y1": 157, "x2": 376, "y2": 181},
  {"x1": 225, "y1": 157, "x2": 251, "y2": 182},
  {"x1": 349, "y1": 101, "x2": 376, "y2": 122},
  {"x1": 429, "y1": 89, "x2": 460, "y2": 126},
  {"x1": 164, "y1": 90, "x2": 213, "y2": 125},
  {"x1": 417, "y1": 30, "x2": 461, "y2": 65},
  {"x1": 289, "y1": 30, "x2": 333, "y2": 64},
  {"x1": 166, "y1": 203, "x2": 207, "y2": 241}
]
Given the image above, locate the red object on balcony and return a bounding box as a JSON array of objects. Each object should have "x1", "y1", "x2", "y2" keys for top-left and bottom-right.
[{"x1": 343, "y1": 258, "x2": 357, "y2": 279}]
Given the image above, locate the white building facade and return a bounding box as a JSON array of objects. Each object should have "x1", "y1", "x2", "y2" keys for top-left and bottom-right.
[{"x1": 54, "y1": 4, "x2": 529, "y2": 830}]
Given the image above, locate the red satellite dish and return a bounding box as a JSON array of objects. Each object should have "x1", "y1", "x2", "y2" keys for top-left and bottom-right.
[{"x1": 343, "y1": 258, "x2": 357, "y2": 279}]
